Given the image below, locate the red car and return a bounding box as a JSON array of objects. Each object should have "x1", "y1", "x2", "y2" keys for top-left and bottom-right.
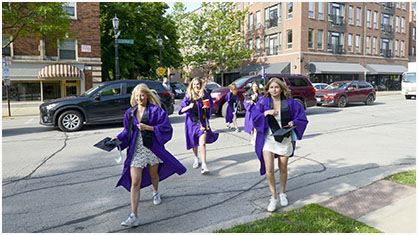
[
  {"x1": 210, "y1": 74, "x2": 317, "y2": 117},
  {"x1": 315, "y1": 81, "x2": 376, "y2": 108}
]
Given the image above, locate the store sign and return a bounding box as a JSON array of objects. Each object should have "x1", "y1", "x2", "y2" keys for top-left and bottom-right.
[{"x1": 81, "y1": 45, "x2": 91, "y2": 53}]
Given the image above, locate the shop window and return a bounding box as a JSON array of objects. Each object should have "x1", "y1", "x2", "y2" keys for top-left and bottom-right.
[{"x1": 6, "y1": 81, "x2": 41, "y2": 101}]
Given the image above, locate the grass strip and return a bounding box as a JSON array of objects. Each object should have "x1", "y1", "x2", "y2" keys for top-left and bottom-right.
[
  {"x1": 384, "y1": 170, "x2": 416, "y2": 188},
  {"x1": 216, "y1": 203, "x2": 381, "y2": 233}
]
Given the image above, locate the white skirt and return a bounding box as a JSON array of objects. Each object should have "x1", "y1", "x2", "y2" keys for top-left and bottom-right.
[{"x1": 262, "y1": 112, "x2": 293, "y2": 157}]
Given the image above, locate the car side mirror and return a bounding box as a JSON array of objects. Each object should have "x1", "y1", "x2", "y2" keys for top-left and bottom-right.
[{"x1": 94, "y1": 93, "x2": 101, "y2": 100}]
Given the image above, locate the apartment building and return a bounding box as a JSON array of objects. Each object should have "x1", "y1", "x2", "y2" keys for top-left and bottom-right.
[
  {"x1": 408, "y1": 2, "x2": 416, "y2": 64},
  {"x1": 242, "y1": 2, "x2": 411, "y2": 91},
  {"x1": 2, "y1": 2, "x2": 102, "y2": 101}
]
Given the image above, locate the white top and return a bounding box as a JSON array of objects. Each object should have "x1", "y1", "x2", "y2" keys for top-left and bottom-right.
[{"x1": 262, "y1": 111, "x2": 293, "y2": 157}]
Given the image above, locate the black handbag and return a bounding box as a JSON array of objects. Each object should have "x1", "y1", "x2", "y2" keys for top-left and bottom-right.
[{"x1": 267, "y1": 94, "x2": 292, "y2": 143}]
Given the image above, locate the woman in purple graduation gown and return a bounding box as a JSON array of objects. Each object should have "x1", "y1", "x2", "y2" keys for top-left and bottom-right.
[
  {"x1": 179, "y1": 77, "x2": 219, "y2": 175},
  {"x1": 225, "y1": 83, "x2": 239, "y2": 132},
  {"x1": 243, "y1": 82, "x2": 262, "y2": 145},
  {"x1": 113, "y1": 84, "x2": 186, "y2": 227},
  {"x1": 252, "y1": 78, "x2": 308, "y2": 212}
]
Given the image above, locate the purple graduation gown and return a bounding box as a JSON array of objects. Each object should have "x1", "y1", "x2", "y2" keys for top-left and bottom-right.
[
  {"x1": 243, "y1": 93, "x2": 262, "y2": 135},
  {"x1": 252, "y1": 96, "x2": 308, "y2": 176},
  {"x1": 178, "y1": 91, "x2": 219, "y2": 150},
  {"x1": 116, "y1": 103, "x2": 186, "y2": 191},
  {"x1": 225, "y1": 92, "x2": 237, "y2": 123}
]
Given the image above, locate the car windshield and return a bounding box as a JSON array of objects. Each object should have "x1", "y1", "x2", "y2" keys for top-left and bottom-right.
[
  {"x1": 232, "y1": 76, "x2": 253, "y2": 87},
  {"x1": 80, "y1": 85, "x2": 102, "y2": 96},
  {"x1": 402, "y1": 73, "x2": 416, "y2": 83},
  {"x1": 325, "y1": 82, "x2": 350, "y2": 90},
  {"x1": 173, "y1": 83, "x2": 184, "y2": 88},
  {"x1": 206, "y1": 83, "x2": 220, "y2": 89}
]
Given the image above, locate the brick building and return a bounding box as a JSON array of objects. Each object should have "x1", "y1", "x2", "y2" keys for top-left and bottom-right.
[
  {"x1": 2, "y1": 2, "x2": 102, "y2": 101},
  {"x1": 241, "y1": 2, "x2": 412, "y2": 91}
]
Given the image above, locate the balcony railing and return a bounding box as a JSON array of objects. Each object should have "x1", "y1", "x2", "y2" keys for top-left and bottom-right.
[
  {"x1": 381, "y1": 24, "x2": 393, "y2": 33},
  {"x1": 383, "y1": 3, "x2": 394, "y2": 9},
  {"x1": 329, "y1": 14, "x2": 345, "y2": 26},
  {"x1": 327, "y1": 44, "x2": 344, "y2": 54},
  {"x1": 265, "y1": 18, "x2": 278, "y2": 29},
  {"x1": 381, "y1": 48, "x2": 392, "y2": 57}
]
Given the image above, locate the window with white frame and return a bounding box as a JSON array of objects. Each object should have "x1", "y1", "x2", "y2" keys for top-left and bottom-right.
[
  {"x1": 59, "y1": 39, "x2": 76, "y2": 60},
  {"x1": 367, "y1": 10, "x2": 371, "y2": 27},
  {"x1": 356, "y1": 7, "x2": 361, "y2": 26},
  {"x1": 401, "y1": 17, "x2": 405, "y2": 33},
  {"x1": 264, "y1": 35, "x2": 269, "y2": 55},
  {"x1": 287, "y1": 2, "x2": 293, "y2": 19},
  {"x1": 400, "y1": 40, "x2": 404, "y2": 56},
  {"x1": 396, "y1": 2, "x2": 399, "y2": 8},
  {"x1": 355, "y1": 34, "x2": 360, "y2": 52},
  {"x1": 395, "y1": 16, "x2": 399, "y2": 32},
  {"x1": 373, "y1": 37, "x2": 376, "y2": 54},
  {"x1": 256, "y1": 11, "x2": 260, "y2": 29},
  {"x1": 308, "y1": 29, "x2": 314, "y2": 48},
  {"x1": 366, "y1": 36, "x2": 370, "y2": 53},
  {"x1": 249, "y1": 39, "x2": 253, "y2": 51},
  {"x1": 349, "y1": 6, "x2": 353, "y2": 24},
  {"x1": 270, "y1": 34, "x2": 278, "y2": 55},
  {"x1": 318, "y1": 2, "x2": 324, "y2": 19},
  {"x1": 413, "y1": 27, "x2": 416, "y2": 40},
  {"x1": 309, "y1": 2, "x2": 314, "y2": 18},
  {"x1": 317, "y1": 29, "x2": 323, "y2": 49},
  {"x1": 401, "y1": 2, "x2": 405, "y2": 9},
  {"x1": 412, "y1": 47, "x2": 415, "y2": 56},
  {"x1": 256, "y1": 37, "x2": 261, "y2": 54},
  {"x1": 265, "y1": 4, "x2": 279, "y2": 28},
  {"x1": 395, "y1": 40, "x2": 399, "y2": 56},
  {"x1": 287, "y1": 30, "x2": 292, "y2": 49},
  {"x1": 348, "y1": 34, "x2": 353, "y2": 52},
  {"x1": 62, "y1": 2, "x2": 76, "y2": 18},
  {"x1": 249, "y1": 13, "x2": 253, "y2": 30},
  {"x1": 374, "y1": 11, "x2": 378, "y2": 28}
]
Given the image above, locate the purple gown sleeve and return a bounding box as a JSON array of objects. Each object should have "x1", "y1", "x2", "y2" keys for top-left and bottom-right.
[
  {"x1": 116, "y1": 109, "x2": 130, "y2": 150},
  {"x1": 178, "y1": 95, "x2": 191, "y2": 115},
  {"x1": 252, "y1": 96, "x2": 268, "y2": 133},
  {"x1": 150, "y1": 104, "x2": 173, "y2": 146},
  {"x1": 289, "y1": 99, "x2": 309, "y2": 140}
]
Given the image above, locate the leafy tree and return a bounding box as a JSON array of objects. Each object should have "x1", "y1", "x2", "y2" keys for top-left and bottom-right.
[
  {"x1": 2, "y1": 2, "x2": 73, "y2": 49},
  {"x1": 100, "y1": 2, "x2": 182, "y2": 81}
]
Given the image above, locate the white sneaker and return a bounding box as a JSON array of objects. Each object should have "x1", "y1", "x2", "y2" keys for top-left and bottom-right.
[
  {"x1": 153, "y1": 191, "x2": 161, "y2": 205},
  {"x1": 201, "y1": 164, "x2": 210, "y2": 175},
  {"x1": 192, "y1": 157, "x2": 200, "y2": 169},
  {"x1": 121, "y1": 213, "x2": 139, "y2": 227},
  {"x1": 279, "y1": 193, "x2": 288, "y2": 206},
  {"x1": 267, "y1": 196, "x2": 279, "y2": 212},
  {"x1": 235, "y1": 128, "x2": 240, "y2": 133}
]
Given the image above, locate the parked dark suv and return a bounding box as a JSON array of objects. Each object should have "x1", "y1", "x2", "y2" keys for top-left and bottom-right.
[
  {"x1": 210, "y1": 74, "x2": 317, "y2": 117},
  {"x1": 40, "y1": 80, "x2": 174, "y2": 132}
]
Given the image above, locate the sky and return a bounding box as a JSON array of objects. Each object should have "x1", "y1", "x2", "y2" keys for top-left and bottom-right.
[{"x1": 166, "y1": 2, "x2": 202, "y2": 14}]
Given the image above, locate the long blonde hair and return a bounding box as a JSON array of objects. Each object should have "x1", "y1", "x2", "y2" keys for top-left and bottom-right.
[
  {"x1": 187, "y1": 77, "x2": 205, "y2": 101},
  {"x1": 130, "y1": 83, "x2": 161, "y2": 107},
  {"x1": 264, "y1": 78, "x2": 291, "y2": 99},
  {"x1": 229, "y1": 83, "x2": 237, "y2": 96}
]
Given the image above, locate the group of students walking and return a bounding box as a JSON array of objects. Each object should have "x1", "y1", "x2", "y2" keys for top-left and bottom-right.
[{"x1": 112, "y1": 77, "x2": 308, "y2": 227}]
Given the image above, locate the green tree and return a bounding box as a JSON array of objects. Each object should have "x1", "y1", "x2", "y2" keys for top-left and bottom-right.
[
  {"x1": 100, "y1": 2, "x2": 182, "y2": 81},
  {"x1": 2, "y1": 2, "x2": 73, "y2": 49}
]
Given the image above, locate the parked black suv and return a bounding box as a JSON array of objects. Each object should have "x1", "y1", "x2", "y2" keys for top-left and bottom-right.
[{"x1": 40, "y1": 80, "x2": 174, "y2": 132}]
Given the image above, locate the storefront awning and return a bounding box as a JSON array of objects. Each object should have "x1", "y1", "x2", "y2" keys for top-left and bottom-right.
[
  {"x1": 366, "y1": 64, "x2": 408, "y2": 75},
  {"x1": 38, "y1": 64, "x2": 82, "y2": 79},
  {"x1": 309, "y1": 62, "x2": 368, "y2": 74},
  {"x1": 240, "y1": 62, "x2": 290, "y2": 75}
]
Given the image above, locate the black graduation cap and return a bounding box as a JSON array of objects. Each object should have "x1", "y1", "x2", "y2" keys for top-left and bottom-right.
[
  {"x1": 94, "y1": 137, "x2": 122, "y2": 152},
  {"x1": 271, "y1": 126, "x2": 295, "y2": 138}
]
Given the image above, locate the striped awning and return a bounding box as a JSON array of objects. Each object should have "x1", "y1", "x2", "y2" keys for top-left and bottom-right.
[{"x1": 38, "y1": 64, "x2": 82, "y2": 79}]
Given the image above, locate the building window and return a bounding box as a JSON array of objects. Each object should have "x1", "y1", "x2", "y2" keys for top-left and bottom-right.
[
  {"x1": 270, "y1": 34, "x2": 278, "y2": 55},
  {"x1": 256, "y1": 37, "x2": 261, "y2": 54},
  {"x1": 400, "y1": 40, "x2": 404, "y2": 56},
  {"x1": 401, "y1": 17, "x2": 405, "y2": 33},
  {"x1": 380, "y1": 38, "x2": 391, "y2": 57},
  {"x1": 412, "y1": 47, "x2": 416, "y2": 56},
  {"x1": 62, "y1": 2, "x2": 76, "y2": 18},
  {"x1": 264, "y1": 35, "x2": 268, "y2": 55},
  {"x1": 2, "y1": 35, "x2": 11, "y2": 56},
  {"x1": 366, "y1": 36, "x2": 370, "y2": 53},
  {"x1": 308, "y1": 2, "x2": 314, "y2": 18},
  {"x1": 395, "y1": 40, "x2": 399, "y2": 56},
  {"x1": 328, "y1": 31, "x2": 344, "y2": 54},
  {"x1": 287, "y1": 30, "x2": 292, "y2": 49},
  {"x1": 249, "y1": 39, "x2": 253, "y2": 51},
  {"x1": 413, "y1": 27, "x2": 416, "y2": 41},
  {"x1": 278, "y1": 32, "x2": 282, "y2": 50},
  {"x1": 381, "y1": 13, "x2": 393, "y2": 32},
  {"x1": 255, "y1": 11, "x2": 260, "y2": 29},
  {"x1": 287, "y1": 2, "x2": 293, "y2": 19},
  {"x1": 396, "y1": 2, "x2": 400, "y2": 8},
  {"x1": 308, "y1": 29, "x2": 314, "y2": 49},
  {"x1": 265, "y1": 5, "x2": 278, "y2": 28},
  {"x1": 348, "y1": 34, "x2": 353, "y2": 52},
  {"x1": 328, "y1": 3, "x2": 345, "y2": 25},
  {"x1": 317, "y1": 29, "x2": 323, "y2": 49},
  {"x1": 59, "y1": 39, "x2": 76, "y2": 60},
  {"x1": 367, "y1": 10, "x2": 371, "y2": 27},
  {"x1": 395, "y1": 16, "x2": 399, "y2": 32},
  {"x1": 249, "y1": 13, "x2": 253, "y2": 30},
  {"x1": 401, "y1": 2, "x2": 405, "y2": 9},
  {"x1": 356, "y1": 7, "x2": 361, "y2": 26},
  {"x1": 318, "y1": 2, "x2": 324, "y2": 20},
  {"x1": 355, "y1": 34, "x2": 360, "y2": 52},
  {"x1": 373, "y1": 11, "x2": 378, "y2": 28},
  {"x1": 373, "y1": 37, "x2": 377, "y2": 54},
  {"x1": 349, "y1": 6, "x2": 353, "y2": 24}
]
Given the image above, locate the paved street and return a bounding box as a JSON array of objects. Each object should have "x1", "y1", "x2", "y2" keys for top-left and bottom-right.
[{"x1": 2, "y1": 95, "x2": 416, "y2": 233}]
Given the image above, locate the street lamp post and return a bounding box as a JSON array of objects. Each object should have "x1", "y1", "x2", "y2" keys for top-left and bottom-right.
[
  {"x1": 157, "y1": 38, "x2": 163, "y2": 79},
  {"x1": 112, "y1": 15, "x2": 120, "y2": 80}
]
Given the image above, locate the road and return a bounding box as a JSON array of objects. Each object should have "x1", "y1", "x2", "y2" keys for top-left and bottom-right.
[{"x1": 2, "y1": 95, "x2": 416, "y2": 232}]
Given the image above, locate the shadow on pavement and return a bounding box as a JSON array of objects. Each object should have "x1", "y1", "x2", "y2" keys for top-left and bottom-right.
[{"x1": 2, "y1": 126, "x2": 56, "y2": 137}]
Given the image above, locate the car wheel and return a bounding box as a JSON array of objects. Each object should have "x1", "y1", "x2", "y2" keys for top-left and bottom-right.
[
  {"x1": 337, "y1": 96, "x2": 347, "y2": 108},
  {"x1": 294, "y1": 98, "x2": 306, "y2": 110},
  {"x1": 365, "y1": 94, "x2": 375, "y2": 105},
  {"x1": 221, "y1": 102, "x2": 228, "y2": 117},
  {"x1": 405, "y1": 95, "x2": 411, "y2": 99},
  {"x1": 58, "y1": 110, "x2": 84, "y2": 132}
]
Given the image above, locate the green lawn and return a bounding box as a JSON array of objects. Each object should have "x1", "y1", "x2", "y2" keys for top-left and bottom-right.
[
  {"x1": 384, "y1": 170, "x2": 416, "y2": 187},
  {"x1": 216, "y1": 203, "x2": 381, "y2": 233}
]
